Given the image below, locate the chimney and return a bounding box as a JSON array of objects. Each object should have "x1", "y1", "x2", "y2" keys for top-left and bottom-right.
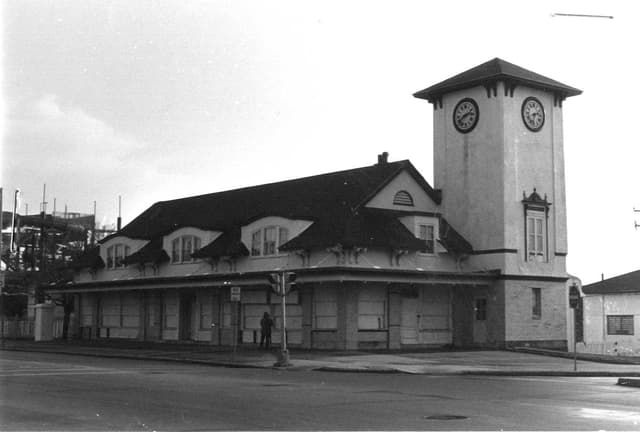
[{"x1": 377, "y1": 152, "x2": 389, "y2": 165}]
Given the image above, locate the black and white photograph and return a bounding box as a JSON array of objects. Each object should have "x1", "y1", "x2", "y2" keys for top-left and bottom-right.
[{"x1": 1, "y1": 0, "x2": 640, "y2": 430}]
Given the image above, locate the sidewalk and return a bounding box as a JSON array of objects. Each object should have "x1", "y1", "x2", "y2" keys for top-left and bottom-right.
[{"x1": 1, "y1": 339, "x2": 639, "y2": 377}]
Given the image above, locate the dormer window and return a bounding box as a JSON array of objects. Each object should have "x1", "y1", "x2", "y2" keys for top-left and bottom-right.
[
  {"x1": 251, "y1": 226, "x2": 289, "y2": 257},
  {"x1": 418, "y1": 224, "x2": 435, "y2": 254},
  {"x1": 106, "y1": 244, "x2": 130, "y2": 269},
  {"x1": 393, "y1": 190, "x2": 414, "y2": 206},
  {"x1": 171, "y1": 235, "x2": 201, "y2": 263}
]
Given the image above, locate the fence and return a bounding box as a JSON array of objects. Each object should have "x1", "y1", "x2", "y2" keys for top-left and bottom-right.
[{"x1": 0, "y1": 318, "x2": 65, "y2": 339}]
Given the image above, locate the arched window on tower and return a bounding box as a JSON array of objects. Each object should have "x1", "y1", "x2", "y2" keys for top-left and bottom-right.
[{"x1": 522, "y1": 189, "x2": 550, "y2": 262}]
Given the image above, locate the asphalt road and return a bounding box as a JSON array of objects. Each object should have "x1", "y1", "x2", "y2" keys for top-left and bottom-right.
[{"x1": 1, "y1": 351, "x2": 639, "y2": 431}]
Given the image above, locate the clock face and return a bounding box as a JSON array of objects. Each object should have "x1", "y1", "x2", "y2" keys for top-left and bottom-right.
[
  {"x1": 453, "y1": 98, "x2": 479, "y2": 133},
  {"x1": 522, "y1": 97, "x2": 545, "y2": 132}
]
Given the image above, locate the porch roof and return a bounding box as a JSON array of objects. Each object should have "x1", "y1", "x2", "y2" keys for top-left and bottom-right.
[{"x1": 46, "y1": 266, "x2": 501, "y2": 293}]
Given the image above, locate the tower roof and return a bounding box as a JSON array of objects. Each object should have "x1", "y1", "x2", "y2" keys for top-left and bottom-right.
[{"x1": 413, "y1": 58, "x2": 582, "y2": 103}]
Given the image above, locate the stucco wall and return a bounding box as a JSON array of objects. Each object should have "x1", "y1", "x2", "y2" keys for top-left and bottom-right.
[
  {"x1": 581, "y1": 293, "x2": 640, "y2": 356},
  {"x1": 503, "y1": 280, "x2": 567, "y2": 346}
]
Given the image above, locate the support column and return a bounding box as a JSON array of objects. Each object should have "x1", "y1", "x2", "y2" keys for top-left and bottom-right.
[
  {"x1": 387, "y1": 286, "x2": 402, "y2": 349},
  {"x1": 34, "y1": 303, "x2": 55, "y2": 341},
  {"x1": 337, "y1": 283, "x2": 359, "y2": 350},
  {"x1": 300, "y1": 285, "x2": 313, "y2": 349}
]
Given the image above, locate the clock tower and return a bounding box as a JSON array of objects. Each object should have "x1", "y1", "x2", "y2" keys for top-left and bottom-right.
[{"x1": 414, "y1": 58, "x2": 582, "y2": 348}]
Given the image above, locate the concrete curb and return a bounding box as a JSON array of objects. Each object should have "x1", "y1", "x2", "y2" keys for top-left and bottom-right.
[
  {"x1": 3, "y1": 346, "x2": 639, "y2": 377},
  {"x1": 313, "y1": 366, "x2": 640, "y2": 377},
  {"x1": 511, "y1": 347, "x2": 640, "y2": 365},
  {"x1": 0, "y1": 346, "x2": 274, "y2": 370}
]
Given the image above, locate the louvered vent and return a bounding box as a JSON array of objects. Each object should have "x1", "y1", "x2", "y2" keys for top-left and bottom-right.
[{"x1": 393, "y1": 190, "x2": 414, "y2": 206}]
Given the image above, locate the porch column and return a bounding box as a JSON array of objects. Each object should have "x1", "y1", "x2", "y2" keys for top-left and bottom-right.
[
  {"x1": 337, "y1": 283, "x2": 358, "y2": 350},
  {"x1": 387, "y1": 285, "x2": 402, "y2": 349},
  {"x1": 300, "y1": 285, "x2": 313, "y2": 349}
]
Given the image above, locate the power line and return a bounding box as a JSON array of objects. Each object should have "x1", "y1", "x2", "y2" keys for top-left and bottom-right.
[{"x1": 551, "y1": 13, "x2": 614, "y2": 19}]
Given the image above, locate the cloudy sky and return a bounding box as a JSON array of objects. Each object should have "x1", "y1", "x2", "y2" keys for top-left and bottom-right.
[{"x1": 2, "y1": 0, "x2": 639, "y2": 284}]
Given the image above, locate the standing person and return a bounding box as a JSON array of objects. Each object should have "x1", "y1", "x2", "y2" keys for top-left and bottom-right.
[{"x1": 260, "y1": 312, "x2": 274, "y2": 349}]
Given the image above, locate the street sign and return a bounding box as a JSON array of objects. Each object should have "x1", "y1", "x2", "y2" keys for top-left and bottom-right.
[
  {"x1": 569, "y1": 284, "x2": 580, "y2": 309},
  {"x1": 230, "y1": 286, "x2": 241, "y2": 302}
]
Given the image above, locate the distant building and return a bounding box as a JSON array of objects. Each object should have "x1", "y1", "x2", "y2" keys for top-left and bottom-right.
[
  {"x1": 579, "y1": 271, "x2": 640, "y2": 356},
  {"x1": 50, "y1": 58, "x2": 581, "y2": 350}
]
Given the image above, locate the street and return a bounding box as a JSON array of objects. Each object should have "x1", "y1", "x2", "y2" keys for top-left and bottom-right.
[{"x1": 1, "y1": 351, "x2": 639, "y2": 431}]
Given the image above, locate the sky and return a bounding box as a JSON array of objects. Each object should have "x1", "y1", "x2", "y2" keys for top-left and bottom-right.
[{"x1": 2, "y1": 0, "x2": 639, "y2": 284}]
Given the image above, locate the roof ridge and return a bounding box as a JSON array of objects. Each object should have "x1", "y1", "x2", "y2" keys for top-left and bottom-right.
[{"x1": 158, "y1": 159, "x2": 411, "y2": 205}]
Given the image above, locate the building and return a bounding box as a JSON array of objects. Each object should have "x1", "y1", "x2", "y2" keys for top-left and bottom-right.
[
  {"x1": 48, "y1": 58, "x2": 582, "y2": 350},
  {"x1": 578, "y1": 271, "x2": 640, "y2": 356}
]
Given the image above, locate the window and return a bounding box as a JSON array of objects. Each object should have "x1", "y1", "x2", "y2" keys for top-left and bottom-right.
[
  {"x1": 171, "y1": 235, "x2": 201, "y2": 263},
  {"x1": 527, "y1": 212, "x2": 546, "y2": 261},
  {"x1": 358, "y1": 287, "x2": 386, "y2": 330},
  {"x1": 393, "y1": 190, "x2": 414, "y2": 206},
  {"x1": 313, "y1": 287, "x2": 337, "y2": 329},
  {"x1": 418, "y1": 224, "x2": 435, "y2": 254},
  {"x1": 100, "y1": 293, "x2": 139, "y2": 328},
  {"x1": 532, "y1": 288, "x2": 541, "y2": 320},
  {"x1": 475, "y1": 298, "x2": 487, "y2": 321},
  {"x1": 106, "y1": 244, "x2": 131, "y2": 269},
  {"x1": 522, "y1": 190, "x2": 550, "y2": 262},
  {"x1": 607, "y1": 315, "x2": 634, "y2": 335},
  {"x1": 250, "y1": 226, "x2": 289, "y2": 257}
]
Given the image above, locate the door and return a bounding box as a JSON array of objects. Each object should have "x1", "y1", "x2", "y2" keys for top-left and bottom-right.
[
  {"x1": 472, "y1": 297, "x2": 488, "y2": 345},
  {"x1": 179, "y1": 293, "x2": 196, "y2": 341},
  {"x1": 401, "y1": 287, "x2": 452, "y2": 345},
  {"x1": 400, "y1": 295, "x2": 420, "y2": 344},
  {"x1": 144, "y1": 293, "x2": 162, "y2": 341}
]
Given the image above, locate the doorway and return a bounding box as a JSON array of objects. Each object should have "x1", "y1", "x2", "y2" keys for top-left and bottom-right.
[
  {"x1": 179, "y1": 293, "x2": 196, "y2": 341},
  {"x1": 144, "y1": 292, "x2": 162, "y2": 341},
  {"x1": 472, "y1": 297, "x2": 488, "y2": 345}
]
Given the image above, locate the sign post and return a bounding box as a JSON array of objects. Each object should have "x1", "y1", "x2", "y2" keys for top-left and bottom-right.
[
  {"x1": 270, "y1": 272, "x2": 296, "y2": 367},
  {"x1": 569, "y1": 284, "x2": 580, "y2": 372},
  {"x1": 230, "y1": 287, "x2": 241, "y2": 360}
]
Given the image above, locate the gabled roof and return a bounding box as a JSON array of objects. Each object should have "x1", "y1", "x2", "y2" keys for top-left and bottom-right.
[
  {"x1": 414, "y1": 58, "x2": 582, "y2": 103},
  {"x1": 583, "y1": 270, "x2": 640, "y2": 295},
  {"x1": 121, "y1": 238, "x2": 170, "y2": 266},
  {"x1": 104, "y1": 159, "x2": 441, "y2": 241}
]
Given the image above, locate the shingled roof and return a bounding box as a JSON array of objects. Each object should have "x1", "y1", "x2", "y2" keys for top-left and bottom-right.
[
  {"x1": 192, "y1": 228, "x2": 249, "y2": 259},
  {"x1": 279, "y1": 209, "x2": 427, "y2": 252},
  {"x1": 121, "y1": 237, "x2": 170, "y2": 266},
  {"x1": 105, "y1": 159, "x2": 441, "y2": 241},
  {"x1": 582, "y1": 270, "x2": 640, "y2": 295},
  {"x1": 414, "y1": 58, "x2": 582, "y2": 103}
]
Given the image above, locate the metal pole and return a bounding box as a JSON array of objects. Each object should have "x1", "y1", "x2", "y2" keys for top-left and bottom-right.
[
  {"x1": 573, "y1": 307, "x2": 577, "y2": 372},
  {"x1": 277, "y1": 271, "x2": 290, "y2": 366},
  {"x1": 232, "y1": 302, "x2": 238, "y2": 361},
  {"x1": 10, "y1": 189, "x2": 19, "y2": 254}
]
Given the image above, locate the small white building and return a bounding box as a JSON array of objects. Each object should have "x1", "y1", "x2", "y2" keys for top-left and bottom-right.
[{"x1": 579, "y1": 271, "x2": 640, "y2": 356}]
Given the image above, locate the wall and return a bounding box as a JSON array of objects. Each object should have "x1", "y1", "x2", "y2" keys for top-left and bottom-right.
[
  {"x1": 503, "y1": 280, "x2": 567, "y2": 348},
  {"x1": 364, "y1": 170, "x2": 439, "y2": 213},
  {"x1": 581, "y1": 293, "x2": 640, "y2": 356}
]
